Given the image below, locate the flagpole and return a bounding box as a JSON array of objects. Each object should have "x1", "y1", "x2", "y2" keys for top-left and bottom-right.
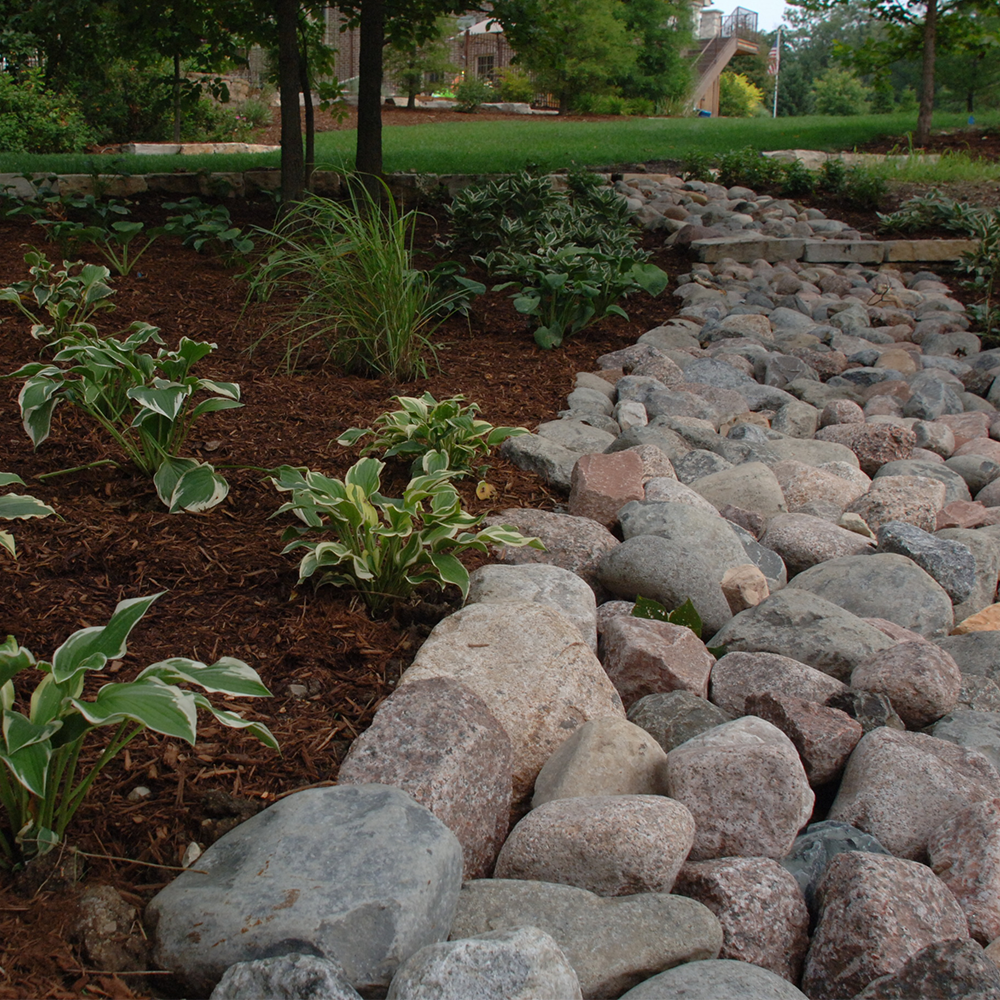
[{"x1": 771, "y1": 26, "x2": 781, "y2": 118}]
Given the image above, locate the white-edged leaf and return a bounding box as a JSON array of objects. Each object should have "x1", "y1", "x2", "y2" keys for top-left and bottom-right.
[
  {"x1": 51, "y1": 593, "x2": 163, "y2": 684},
  {"x1": 3, "y1": 710, "x2": 61, "y2": 754},
  {"x1": 428, "y1": 551, "x2": 470, "y2": 598},
  {"x1": 71, "y1": 677, "x2": 198, "y2": 743},
  {"x1": 0, "y1": 474, "x2": 25, "y2": 488},
  {"x1": 127, "y1": 384, "x2": 189, "y2": 421},
  {"x1": 0, "y1": 493, "x2": 56, "y2": 521},
  {"x1": 137, "y1": 656, "x2": 271, "y2": 698},
  {"x1": 0, "y1": 741, "x2": 50, "y2": 797},
  {"x1": 155, "y1": 458, "x2": 228, "y2": 513},
  {"x1": 193, "y1": 694, "x2": 279, "y2": 750},
  {"x1": 0, "y1": 530, "x2": 14, "y2": 558}
]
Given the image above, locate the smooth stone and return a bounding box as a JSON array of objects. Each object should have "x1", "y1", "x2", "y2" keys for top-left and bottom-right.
[
  {"x1": 666, "y1": 716, "x2": 814, "y2": 861},
  {"x1": 467, "y1": 564, "x2": 598, "y2": 651},
  {"x1": 385, "y1": 927, "x2": 582, "y2": 1000},
  {"x1": 847, "y1": 475, "x2": 949, "y2": 533},
  {"x1": 536, "y1": 419, "x2": 616, "y2": 454},
  {"x1": 210, "y1": 954, "x2": 361, "y2": 1000},
  {"x1": 933, "y1": 527, "x2": 1000, "y2": 623},
  {"x1": 786, "y1": 552, "x2": 954, "y2": 638},
  {"x1": 147, "y1": 786, "x2": 463, "y2": 997},
  {"x1": 618, "y1": 958, "x2": 809, "y2": 999},
  {"x1": 931, "y1": 710, "x2": 1000, "y2": 773},
  {"x1": 500, "y1": 434, "x2": 579, "y2": 491},
  {"x1": 531, "y1": 717, "x2": 670, "y2": 808},
  {"x1": 627, "y1": 691, "x2": 733, "y2": 754},
  {"x1": 761, "y1": 513, "x2": 875, "y2": 577},
  {"x1": 936, "y1": 633, "x2": 1000, "y2": 684},
  {"x1": 875, "y1": 521, "x2": 977, "y2": 604},
  {"x1": 690, "y1": 462, "x2": 788, "y2": 517},
  {"x1": 450, "y1": 879, "x2": 723, "y2": 999},
  {"x1": 708, "y1": 589, "x2": 895, "y2": 683},
  {"x1": 827, "y1": 727, "x2": 1000, "y2": 860},
  {"x1": 874, "y1": 458, "x2": 972, "y2": 503},
  {"x1": 643, "y1": 476, "x2": 721, "y2": 512},
  {"x1": 495, "y1": 795, "x2": 696, "y2": 897}
]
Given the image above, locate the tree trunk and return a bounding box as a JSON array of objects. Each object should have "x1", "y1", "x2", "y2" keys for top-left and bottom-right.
[
  {"x1": 356, "y1": 0, "x2": 385, "y2": 185},
  {"x1": 298, "y1": 27, "x2": 315, "y2": 190},
  {"x1": 172, "y1": 52, "x2": 182, "y2": 144},
  {"x1": 915, "y1": 0, "x2": 937, "y2": 147},
  {"x1": 277, "y1": 0, "x2": 305, "y2": 208}
]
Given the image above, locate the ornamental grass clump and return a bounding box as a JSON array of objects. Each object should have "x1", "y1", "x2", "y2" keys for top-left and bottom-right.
[
  {"x1": 271, "y1": 455, "x2": 543, "y2": 616},
  {"x1": 0, "y1": 593, "x2": 276, "y2": 866},
  {"x1": 247, "y1": 181, "x2": 466, "y2": 379},
  {"x1": 337, "y1": 392, "x2": 528, "y2": 477}
]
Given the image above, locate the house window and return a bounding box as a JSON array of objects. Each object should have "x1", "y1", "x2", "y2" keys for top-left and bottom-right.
[{"x1": 477, "y1": 55, "x2": 495, "y2": 81}]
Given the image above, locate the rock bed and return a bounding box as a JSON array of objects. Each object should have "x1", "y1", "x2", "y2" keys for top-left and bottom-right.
[{"x1": 142, "y1": 178, "x2": 1000, "y2": 999}]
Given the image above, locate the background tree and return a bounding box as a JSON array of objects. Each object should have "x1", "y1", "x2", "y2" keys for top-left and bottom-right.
[
  {"x1": 612, "y1": 0, "x2": 694, "y2": 110},
  {"x1": 383, "y1": 15, "x2": 457, "y2": 109}
]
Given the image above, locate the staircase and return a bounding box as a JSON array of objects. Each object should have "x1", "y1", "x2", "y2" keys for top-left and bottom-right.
[{"x1": 691, "y1": 6, "x2": 761, "y2": 116}]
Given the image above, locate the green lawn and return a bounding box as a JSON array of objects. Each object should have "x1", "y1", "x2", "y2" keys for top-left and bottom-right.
[{"x1": 1, "y1": 110, "x2": 997, "y2": 179}]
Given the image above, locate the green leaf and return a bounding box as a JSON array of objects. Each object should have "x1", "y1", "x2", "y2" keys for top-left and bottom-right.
[
  {"x1": 632, "y1": 596, "x2": 670, "y2": 622},
  {"x1": 0, "y1": 637, "x2": 35, "y2": 688},
  {"x1": 512, "y1": 294, "x2": 540, "y2": 315},
  {"x1": 128, "y1": 383, "x2": 190, "y2": 421},
  {"x1": 3, "y1": 710, "x2": 61, "y2": 755},
  {"x1": 630, "y1": 263, "x2": 670, "y2": 297},
  {"x1": 344, "y1": 457, "x2": 383, "y2": 499},
  {"x1": 428, "y1": 551, "x2": 470, "y2": 598},
  {"x1": 0, "y1": 741, "x2": 50, "y2": 797},
  {"x1": 154, "y1": 458, "x2": 229, "y2": 513},
  {"x1": 0, "y1": 531, "x2": 14, "y2": 558},
  {"x1": 71, "y1": 678, "x2": 198, "y2": 743},
  {"x1": 533, "y1": 324, "x2": 563, "y2": 349},
  {"x1": 667, "y1": 598, "x2": 703, "y2": 638},
  {"x1": 0, "y1": 493, "x2": 56, "y2": 521},
  {"x1": 51, "y1": 593, "x2": 163, "y2": 684},
  {"x1": 136, "y1": 656, "x2": 271, "y2": 698},
  {"x1": 0, "y1": 474, "x2": 25, "y2": 488},
  {"x1": 190, "y1": 397, "x2": 243, "y2": 419},
  {"x1": 707, "y1": 645, "x2": 729, "y2": 660},
  {"x1": 336, "y1": 427, "x2": 370, "y2": 447}
]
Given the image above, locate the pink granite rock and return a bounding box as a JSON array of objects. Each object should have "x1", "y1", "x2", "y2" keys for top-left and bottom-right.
[
  {"x1": 745, "y1": 691, "x2": 863, "y2": 786},
  {"x1": 846, "y1": 475, "x2": 948, "y2": 532},
  {"x1": 600, "y1": 616, "x2": 715, "y2": 708},
  {"x1": 569, "y1": 452, "x2": 645, "y2": 528},
  {"x1": 771, "y1": 460, "x2": 869, "y2": 512},
  {"x1": 494, "y1": 794, "x2": 695, "y2": 896},
  {"x1": 337, "y1": 677, "x2": 512, "y2": 878},
  {"x1": 957, "y1": 437, "x2": 1000, "y2": 464},
  {"x1": 674, "y1": 856, "x2": 810, "y2": 982},
  {"x1": 484, "y1": 508, "x2": 619, "y2": 597},
  {"x1": 853, "y1": 938, "x2": 1000, "y2": 999},
  {"x1": 937, "y1": 500, "x2": 992, "y2": 529},
  {"x1": 400, "y1": 602, "x2": 625, "y2": 810},
  {"x1": 939, "y1": 412, "x2": 993, "y2": 449},
  {"x1": 814, "y1": 423, "x2": 917, "y2": 477},
  {"x1": 827, "y1": 727, "x2": 1000, "y2": 861},
  {"x1": 531, "y1": 717, "x2": 669, "y2": 808},
  {"x1": 709, "y1": 650, "x2": 848, "y2": 718},
  {"x1": 819, "y1": 399, "x2": 865, "y2": 427},
  {"x1": 666, "y1": 716, "x2": 815, "y2": 861},
  {"x1": 851, "y1": 641, "x2": 962, "y2": 729},
  {"x1": 801, "y1": 851, "x2": 970, "y2": 1000},
  {"x1": 928, "y1": 797, "x2": 1000, "y2": 944},
  {"x1": 760, "y1": 513, "x2": 875, "y2": 576}
]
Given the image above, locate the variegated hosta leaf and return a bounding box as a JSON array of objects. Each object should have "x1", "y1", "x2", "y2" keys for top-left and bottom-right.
[
  {"x1": 71, "y1": 677, "x2": 199, "y2": 744},
  {"x1": 0, "y1": 492, "x2": 56, "y2": 521},
  {"x1": 478, "y1": 524, "x2": 545, "y2": 550},
  {"x1": 192, "y1": 693, "x2": 279, "y2": 749},
  {"x1": 0, "y1": 740, "x2": 50, "y2": 797},
  {"x1": 0, "y1": 474, "x2": 25, "y2": 488},
  {"x1": 3, "y1": 710, "x2": 62, "y2": 755},
  {"x1": 51, "y1": 592, "x2": 163, "y2": 684},
  {"x1": 154, "y1": 458, "x2": 229, "y2": 513},
  {"x1": 0, "y1": 530, "x2": 15, "y2": 558},
  {"x1": 137, "y1": 656, "x2": 271, "y2": 698}
]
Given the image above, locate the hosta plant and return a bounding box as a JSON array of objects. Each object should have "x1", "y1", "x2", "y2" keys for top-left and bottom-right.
[
  {"x1": 6, "y1": 323, "x2": 241, "y2": 512},
  {"x1": 0, "y1": 473, "x2": 56, "y2": 558},
  {"x1": 0, "y1": 592, "x2": 277, "y2": 866},
  {"x1": 337, "y1": 393, "x2": 528, "y2": 476},
  {"x1": 271, "y1": 456, "x2": 543, "y2": 615},
  {"x1": 0, "y1": 251, "x2": 115, "y2": 347}
]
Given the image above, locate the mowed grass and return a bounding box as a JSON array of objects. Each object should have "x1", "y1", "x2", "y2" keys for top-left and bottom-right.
[{"x1": 1, "y1": 109, "x2": 998, "y2": 178}]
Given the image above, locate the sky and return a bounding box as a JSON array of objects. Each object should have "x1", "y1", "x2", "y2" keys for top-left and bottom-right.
[{"x1": 735, "y1": 0, "x2": 790, "y2": 32}]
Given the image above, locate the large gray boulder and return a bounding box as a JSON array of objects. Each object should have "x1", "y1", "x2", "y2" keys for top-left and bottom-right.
[
  {"x1": 708, "y1": 589, "x2": 896, "y2": 683},
  {"x1": 147, "y1": 786, "x2": 464, "y2": 996},
  {"x1": 209, "y1": 954, "x2": 361, "y2": 1000},
  {"x1": 450, "y1": 879, "x2": 722, "y2": 999},
  {"x1": 786, "y1": 552, "x2": 954, "y2": 639},
  {"x1": 618, "y1": 959, "x2": 809, "y2": 999}
]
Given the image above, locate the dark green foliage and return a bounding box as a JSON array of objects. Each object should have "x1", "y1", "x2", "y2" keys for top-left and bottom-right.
[
  {"x1": 0, "y1": 70, "x2": 95, "y2": 153},
  {"x1": 715, "y1": 147, "x2": 785, "y2": 189}
]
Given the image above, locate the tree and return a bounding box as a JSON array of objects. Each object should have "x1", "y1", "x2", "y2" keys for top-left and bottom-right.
[
  {"x1": 612, "y1": 0, "x2": 694, "y2": 109},
  {"x1": 811, "y1": 65, "x2": 872, "y2": 113},
  {"x1": 383, "y1": 15, "x2": 457, "y2": 109},
  {"x1": 788, "y1": 0, "x2": 995, "y2": 144},
  {"x1": 491, "y1": 0, "x2": 636, "y2": 113}
]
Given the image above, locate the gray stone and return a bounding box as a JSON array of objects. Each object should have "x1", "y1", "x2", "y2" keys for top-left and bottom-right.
[
  {"x1": 691, "y1": 462, "x2": 788, "y2": 517},
  {"x1": 772, "y1": 400, "x2": 820, "y2": 438},
  {"x1": 467, "y1": 564, "x2": 598, "y2": 651},
  {"x1": 500, "y1": 435, "x2": 578, "y2": 491},
  {"x1": 876, "y1": 520, "x2": 977, "y2": 603},
  {"x1": 626, "y1": 691, "x2": 732, "y2": 753},
  {"x1": 761, "y1": 513, "x2": 875, "y2": 577},
  {"x1": 781, "y1": 820, "x2": 892, "y2": 920},
  {"x1": 605, "y1": 420, "x2": 691, "y2": 462},
  {"x1": 210, "y1": 954, "x2": 362, "y2": 1000},
  {"x1": 959, "y1": 674, "x2": 1000, "y2": 713},
  {"x1": 147, "y1": 786, "x2": 463, "y2": 996},
  {"x1": 385, "y1": 927, "x2": 583, "y2": 1000},
  {"x1": 536, "y1": 419, "x2": 616, "y2": 454},
  {"x1": 934, "y1": 527, "x2": 1000, "y2": 622},
  {"x1": 729, "y1": 523, "x2": 788, "y2": 592},
  {"x1": 786, "y1": 552, "x2": 954, "y2": 638},
  {"x1": 931, "y1": 710, "x2": 1000, "y2": 772},
  {"x1": 945, "y1": 455, "x2": 1000, "y2": 495},
  {"x1": 597, "y1": 535, "x2": 733, "y2": 637},
  {"x1": 449, "y1": 879, "x2": 722, "y2": 999},
  {"x1": 766, "y1": 436, "x2": 862, "y2": 469},
  {"x1": 673, "y1": 449, "x2": 734, "y2": 484},
  {"x1": 937, "y1": 632, "x2": 1000, "y2": 684},
  {"x1": 903, "y1": 372, "x2": 966, "y2": 420},
  {"x1": 617, "y1": 958, "x2": 809, "y2": 999},
  {"x1": 708, "y1": 589, "x2": 896, "y2": 683}
]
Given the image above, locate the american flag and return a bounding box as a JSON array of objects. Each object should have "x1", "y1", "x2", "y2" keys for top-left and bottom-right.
[{"x1": 767, "y1": 43, "x2": 780, "y2": 76}]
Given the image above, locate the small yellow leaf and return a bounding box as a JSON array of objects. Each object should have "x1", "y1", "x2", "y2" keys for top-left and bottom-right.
[{"x1": 476, "y1": 481, "x2": 498, "y2": 500}]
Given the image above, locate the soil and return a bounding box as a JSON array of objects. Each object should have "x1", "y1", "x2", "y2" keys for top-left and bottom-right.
[{"x1": 0, "y1": 110, "x2": 993, "y2": 1000}]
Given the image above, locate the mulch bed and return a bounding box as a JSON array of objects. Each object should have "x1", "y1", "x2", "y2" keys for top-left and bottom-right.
[{"x1": 0, "y1": 111, "x2": 993, "y2": 999}]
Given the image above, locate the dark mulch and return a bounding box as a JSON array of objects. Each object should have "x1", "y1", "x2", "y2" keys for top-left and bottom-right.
[{"x1": 0, "y1": 110, "x2": 994, "y2": 999}]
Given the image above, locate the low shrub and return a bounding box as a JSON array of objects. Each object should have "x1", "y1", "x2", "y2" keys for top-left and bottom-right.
[
  {"x1": 718, "y1": 73, "x2": 764, "y2": 118},
  {"x1": 494, "y1": 67, "x2": 536, "y2": 104},
  {"x1": 0, "y1": 70, "x2": 95, "y2": 154},
  {"x1": 453, "y1": 77, "x2": 496, "y2": 113}
]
